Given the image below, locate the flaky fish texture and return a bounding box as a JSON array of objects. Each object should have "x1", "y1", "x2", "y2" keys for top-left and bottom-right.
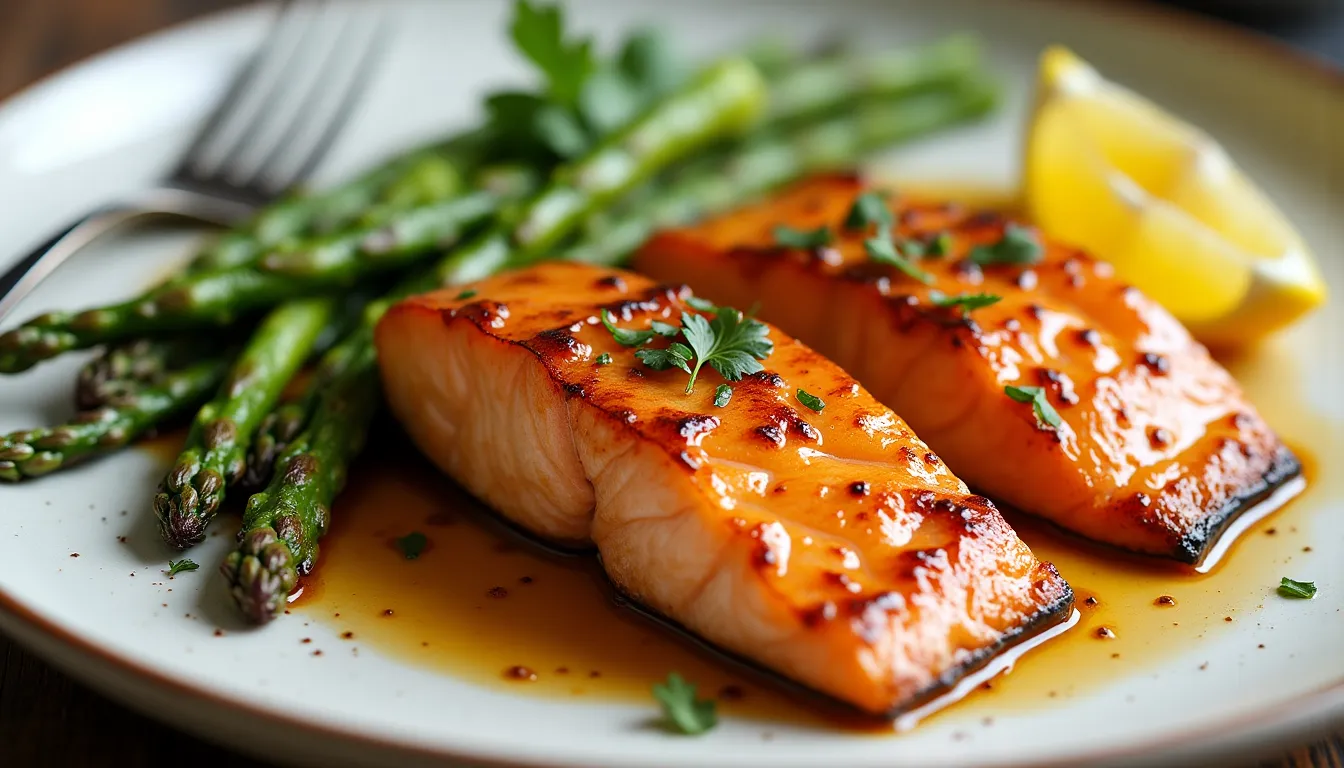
[
  {"x1": 375, "y1": 261, "x2": 1072, "y2": 717},
  {"x1": 635, "y1": 174, "x2": 1302, "y2": 566}
]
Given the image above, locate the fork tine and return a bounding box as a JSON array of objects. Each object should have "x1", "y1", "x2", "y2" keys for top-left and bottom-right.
[
  {"x1": 206, "y1": 1, "x2": 340, "y2": 188},
  {"x1": 259, "y1": 10, "x2": 394, "y2": 194},
  {"x1": 171, "y1": 0, "x2": 304, "y2": 182}
]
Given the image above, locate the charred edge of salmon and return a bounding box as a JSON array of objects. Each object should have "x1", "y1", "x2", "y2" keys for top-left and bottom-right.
[
  {"x1": 1175, "y1": 444, "x2": 1304, "y2": 567},
  {"x1": 889, "y1": 580, "x2": 1075, "y2": 720},
  {"x1": 607, "y1": 570, "x2": 1076, "y2": 721}
]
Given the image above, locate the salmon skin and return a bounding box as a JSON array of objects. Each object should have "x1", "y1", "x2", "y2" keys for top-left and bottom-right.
[
  {"x1": 375, "y1": 261, "x2": 1072, "y2": 717},
  {"x1": 634, "y1": 174, "x2": 1303, "y2": 566}
]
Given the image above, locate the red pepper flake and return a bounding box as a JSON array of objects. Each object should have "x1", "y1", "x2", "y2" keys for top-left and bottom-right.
[
  {"x1": 213, "y1": 629, "x2": 225, "y2": 637},
  {"x1": 69, "y1": 553, "x2": 79, "y2": 558},
  {"x1": 341, "y1": 631, "x2": 355, "y2": 640},
  {"x1": 301, "y1": 638, "x2": 312, "y2": 644},
  {"x1": 312, "y1": 650, "x2": 323, "y2": 657}
]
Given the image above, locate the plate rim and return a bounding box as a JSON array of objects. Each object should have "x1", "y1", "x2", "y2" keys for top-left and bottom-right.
[{"x1": 0, "y1": 1, "x2": 1341, "y2": 766}]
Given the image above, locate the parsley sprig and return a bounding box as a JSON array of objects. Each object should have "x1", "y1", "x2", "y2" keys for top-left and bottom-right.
[
  {"x1": 606, "y1": 303, "x2": 773, "y2": 394},
  {"x1": 166, "y1": 559, "x2": 198, "y2": 578},
  {"x1": 1004, "y1": 385, "x2": 1062, "y2": 430},
  {"x1": 930, "y1": 290, "x2": 1002, "y2": 315},
  {"x1": 773, "y1": 224, "x2": 832, "y2": 249},
  {"x1": 969, "y1": 224, "x2": 1043, "y2": 266},
  {"x1": 1278, "y1": 577, "x2": 1317, "y2": 599},
  {"x1": 846, "y1": 191, "x2": 934, "y2": 284},
  {"x1": 653, "y1": 672, "x2": 717, "y2": 735}
]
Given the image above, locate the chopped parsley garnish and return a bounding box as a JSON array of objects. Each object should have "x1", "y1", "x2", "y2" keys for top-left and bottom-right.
[
  {"x1": 166, "y1": 559, "x2": 198, "y2": 578},
  {"x1": 969, "y1": 224, "x2": 1043, "y2": 266},
  {"x1": 632, "y1": 306, "x2": 773, "y2": 393},
  {"x1": 455, "y1": 289, "x2": 478, "y2": 300},
  {"x1": 685, "y1": 295, "x2": 717, "y2": 312},
  {"x1": 509, "y1": 0, "x2": 595, "y2": 108},
  {"x1": 773, "y1": 224, "x2": 832, "y2": 250},
  {"x1": 796, "y1": 388, "x2": 825, "y2": 412},
  {"x1": 927, "y1": 231, "x2": 953, "y2": 257},
  {"x1": 602, "y1": 312, "x2": 657, "y2": 347},
  {"x1": 1277, "y1": 577, "x2": 1317, "y2": 599},
  {"x1": 595, "y1": 353, "x2": 612, "y2": 365},
  {"x1": 650, "y1": 320, "x2": 681, "y2": 338},
  {"x1": 680, "y1": 307, "x2": 773, "y2": 393},
  {"x1": 1004, "y1": 385, "x2": 1062, "y2": 429},
  {"x1": 396, "y1": 531, "x2": 428, "y2": 560},
  {"x1": 636, "y1": 343, "x2": 693, "y2": 373},
  {"x1": 653, "y1": 672, "x2": 717, "y2": 735},
  {"x1": 843, "y1": 191, "x2": 893, "y2": 233},
  {"x1": 865, "y1": 235, "x2": 933, "y2": 284},
  {"x1": 713, "y1": 384, "x2": 733, "y2": 408},
  {"x1": 929, "y1": 291, "x2": 1002, "y2": 314}
]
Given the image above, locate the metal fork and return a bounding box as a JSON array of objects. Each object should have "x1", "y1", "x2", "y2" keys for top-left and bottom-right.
[{"x1": 0, "y1": 0, "x2": 390, "y2": 321}]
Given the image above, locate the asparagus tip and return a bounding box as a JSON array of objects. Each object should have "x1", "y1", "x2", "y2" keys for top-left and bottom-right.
[{"x1": 221, "y1": 527, "x2": 299, "y2": 624}]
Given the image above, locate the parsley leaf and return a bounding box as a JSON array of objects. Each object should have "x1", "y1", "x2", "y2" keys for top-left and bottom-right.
[
  {"x1": 927, "y1": 231, "x2": 953, "y2": 257},
  {"x1": 843, "y1": 191, "x2": 893, "y2": 233},
  {"x1": 595, "y1": 353, "x2": 612, "y2": 365},
  {"x1": 618, "y1": 28, "x2": 685, "y2": 97},
  {"x1": 650, "y1": 320, "x2": 681, "y2": 338},
  {"x1": 969, "y1": 224, "x2": 1043, "y2": 266},
  {"x1": 653, "y1": 672, "x2": 717, "y2": 735},
  {"x1": 681, "y1": 308, "x2": 774, "y2": 394},
  {"x1": 773, "y1": 224, "x2": 832, "y2": 250},
  {"x1": 713, "y1": 384, "x2": 733, "y2": 408},
  {"x1": 509, "y1": 0, "x2": 594, "y2": 108},
  {"x1": 1278, "y1": 577, "x2": 1317, "y2": 599},
  {"x1": 685, "y1": 296, "x2": 718, "y2": 312},
  {"x1": 532, "y1": 103, "x2": 591, "y2": 158},
  {"x1": 602, "y1": 313, "x2": 656, "y2": 347},
  {"x1": 578, "y1": 66, "x2": 642, "y2": 136},
  {"x1": 929, "y1": 291, "x2": 1002, "y2": 314},
  {"x1": 166, "y1": 559, "x2": 198, "y2": 578},
  {"x1": 636, "y1": 343, "x2": 693, "y2": 373},
  {"x1": 1004, "y1": 385, "x2": 1063, "y2": 430},
  {"x1": 865, "y1": 236, "x2": 933, "y2": 284},
  {"x1": 396, "y1": 532, "x2": 428, "y2": 560},
  {"x1": 455, "y1": 289, "x2": 478, "y2": 300},
  {"x1": 796, "y1": 388, "x2": 825, "y2": 412}
]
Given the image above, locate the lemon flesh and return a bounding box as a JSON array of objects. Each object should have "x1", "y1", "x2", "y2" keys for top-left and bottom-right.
[{"x1": 1025, "y1": 46, "x2": 1326, "y2": 347}]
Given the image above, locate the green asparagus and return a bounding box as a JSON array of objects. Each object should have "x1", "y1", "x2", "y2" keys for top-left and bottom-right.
[
  {"x1": 0, "y1": 190, "x2": 504, "y2": 374},
  {"x1": 431, "y1": 56, "x2": 767, "y2": 285},
  {"x1": 0, "y1": 352, "x2": 232, "y2": 482},
  {"x1": 75, "y1": 338, "x2": 214, "y2": 410},
  {"x1": 153, "y1": 298, "x2": 338, "y2": 550},
  {"x1": 565, "y1": 78, "x2": 1000, "y2": 266},
  {"x1": 221, "y1": 328, "x2": 380, "y2": 623}
]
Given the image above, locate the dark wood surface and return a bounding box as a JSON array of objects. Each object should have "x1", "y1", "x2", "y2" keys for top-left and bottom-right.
[{"x1": 1, "y1": 1, "x2": 1342, "y2": 766}]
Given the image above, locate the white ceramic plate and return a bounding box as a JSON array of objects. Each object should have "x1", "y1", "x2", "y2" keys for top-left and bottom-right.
[{"x1": 1, "y1": 2, "x2": 1342, "y2": 766}]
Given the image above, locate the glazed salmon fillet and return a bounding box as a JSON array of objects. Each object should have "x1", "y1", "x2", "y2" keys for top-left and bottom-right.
[
  {"x1": 375, "y1": 261, "x2": 1073, "y2": 717},
  {"x1": 634, "y1": 175, "x2": 1303, "y2": 566}
]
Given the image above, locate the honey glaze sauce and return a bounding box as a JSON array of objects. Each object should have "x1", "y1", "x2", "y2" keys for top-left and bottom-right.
[{"x1": 289, "y1": 184, "x2": 1336, "y2": 732}]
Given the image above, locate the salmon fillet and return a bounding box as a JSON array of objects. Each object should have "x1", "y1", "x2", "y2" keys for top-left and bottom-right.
[
  {"x1": 634, "y1": 174, "x2": 1303, "y2": 566},
  {"x1": 375, "y1": 261, "x2": 1073, "y2": 717}
]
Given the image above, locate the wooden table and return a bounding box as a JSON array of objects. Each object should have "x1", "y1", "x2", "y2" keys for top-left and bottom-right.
[{"x1": 0, "y1": 1, "x2": 1341, "y2": 765}]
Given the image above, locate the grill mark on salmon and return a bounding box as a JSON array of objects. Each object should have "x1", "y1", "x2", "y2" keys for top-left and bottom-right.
[
  {"x1": 634, "y1": 174, "x2": 1303, "y2": 566},
  {"x1": 375, "y1": 261, "x2": 1073, "y2": 717}
]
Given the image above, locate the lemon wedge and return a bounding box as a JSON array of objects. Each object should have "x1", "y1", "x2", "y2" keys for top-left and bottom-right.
[{"x1": 1025, "y1": 46, "x2": 1326, "y2": 347}]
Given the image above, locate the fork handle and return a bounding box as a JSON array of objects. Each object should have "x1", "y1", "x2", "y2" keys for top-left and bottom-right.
[{"x1": 0, "y1": 188, "x2": 256, "y2": 322}]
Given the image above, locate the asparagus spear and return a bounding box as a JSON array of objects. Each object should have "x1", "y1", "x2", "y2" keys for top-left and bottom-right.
[
  {"x1": 0, "y1": 190, "x2": 504, "y2": 374},
  {"x1": 221, "y1": 328, "x2": 380, "y2": 622},
  {"x1": 0, "y1": 353, "x2": 233, "y2": 482},
  {"x1": 75, "y1": 338, "x2": 208, "y2": 410},
  {"x1": 189, "y1": 142, "x2": 476, "y2": 274},
  {"x1": 565, "y1": 79, "x2": 1000, "y2": 266},
  {"x1": 153, "y1": 298, "x2": 338, "y2": 550},
  {"x1": 430, "y1": 56, "x2": 766, "y2": 285}
]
